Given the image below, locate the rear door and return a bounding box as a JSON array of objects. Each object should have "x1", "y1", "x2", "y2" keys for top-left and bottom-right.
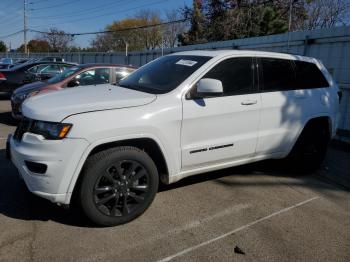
[
  {"x1": 256, "y1": 57, "x2": 329, "y2": 155},
  {"x1": 181, "y1": 57, "x2": 261, "y2": 169}
]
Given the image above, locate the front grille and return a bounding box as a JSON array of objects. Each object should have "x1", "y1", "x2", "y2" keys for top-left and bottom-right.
[{"x1": 13, "y1": 120, "x2": 32, "y2": 141}]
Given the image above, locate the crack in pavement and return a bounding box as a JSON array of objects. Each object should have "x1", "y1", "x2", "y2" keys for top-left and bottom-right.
[{"x1": 0, "y1": 232, "x2": 32, "y2": 250}]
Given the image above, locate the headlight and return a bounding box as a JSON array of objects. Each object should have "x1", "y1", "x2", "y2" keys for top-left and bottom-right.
[
  {"x1": 30, "y1": 120, "x2": 72, "y2": 140},
  {"x1": 14, "y1": 91, "x2": 40, "y2": 102},
  {"x1": 13, "y1": 93, "x2": 27, "y2": 101}
]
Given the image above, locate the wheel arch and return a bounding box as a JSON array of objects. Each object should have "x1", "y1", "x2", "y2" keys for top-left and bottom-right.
[
  {"x1": 287, "y1": 114, "x2": 332, "y2": 156},
  {"x1": 65, "y1": 136, "x2": 170, "y2": 204}
]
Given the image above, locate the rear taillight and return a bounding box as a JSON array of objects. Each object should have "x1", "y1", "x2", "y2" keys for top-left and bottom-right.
[
  {"x1": 0, "y1": 72, "x2": 6, "y2": 80},
  {"x1": 337, "y1": 91, "x2": 343, "y2": 104}
]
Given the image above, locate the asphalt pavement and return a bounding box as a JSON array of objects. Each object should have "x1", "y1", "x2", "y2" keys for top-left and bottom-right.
[{"x1": 0, "y1": 98, "x2": 349, "y2": 262}]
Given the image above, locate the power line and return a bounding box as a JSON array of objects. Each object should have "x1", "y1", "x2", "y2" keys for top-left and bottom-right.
[
  {"x1": 0, "y1": 30, "x2": 24, "y2": 40},
  {"x1": 24, "y1": 0, "x2": 28, "y2": 53},
  {"x1": 0, "y1": 16, "x2": 22, "y2": 26},
  {"x1": 0, "y1": 1, "x2": 23, "y2": 23},
  {"x1": 29, "y1": 0, "x2": 50, "y2": 4},
  {"x1": 0, "y1": 0, "x2": 21, "y2": 10},
  {"x1": 29, "y1": 18, "x2": 188, "y2": 36},
  {"x1": 30, "y1": 0, "x2": 132, "y2": 20},
  {"x1": 30, "y1": 0, "x2": 169, "y2": 28},
  {"x1": 30, "y1": 0, "x2": 81, "y2": 11}
]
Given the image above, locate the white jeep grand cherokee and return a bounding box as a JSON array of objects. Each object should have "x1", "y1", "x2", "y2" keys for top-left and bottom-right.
[{"x1": 8, "y1": 50, "x2": 340, "y2": 226}]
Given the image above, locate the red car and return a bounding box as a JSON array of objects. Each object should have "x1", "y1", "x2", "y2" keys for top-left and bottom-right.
[{"x1": 11, "y1": 64, "x2": 136, "y2": 119}]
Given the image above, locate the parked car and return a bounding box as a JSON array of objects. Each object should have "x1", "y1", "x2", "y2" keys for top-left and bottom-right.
[
  {"x1": 7, "y1": 50, "x2": 340, "y2": 226},
  {"x1": 0, "y1": 61, "x2": 77, "y2": 96},
  {"x1": 0, "y1": 58, "x2": 14, "y2": 69},
  {"x1": 11, "y1": 64, "x2": 136, "y2": 119},
  {"x1": 39, "y1": 56, "x2": 65, "y2": 62},
  {"x1": 0, "y1": 58, "x2": 39, "y2": 70}
]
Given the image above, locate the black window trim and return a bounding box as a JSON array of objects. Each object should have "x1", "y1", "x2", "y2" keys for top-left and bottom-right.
[
  {"x1": 186, "y1": 56, "x2": 259, "y2": 100},
  {"x1": 257, "y1": 57, "x2": 330, "y2": 93}
]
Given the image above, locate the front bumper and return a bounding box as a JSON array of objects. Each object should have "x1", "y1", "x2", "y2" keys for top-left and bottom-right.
[{"x1": 9, "y1": 133, "x2": 89, "y2": 204}]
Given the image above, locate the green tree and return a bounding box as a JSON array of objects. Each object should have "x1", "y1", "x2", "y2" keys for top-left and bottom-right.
[
  {"x1": 259, "y1": 6, "x2": 288, "y2": 36},
  {"x1": 0, "y1": 41, "x2": 6, "y2": 52},
  {"x1": 206, "y1": 0, "x2": 228, "y2": 41},
  {"x1": 179, "y1": 0, "x2": 207, "y2": 45},
  {"x1": 17, "y1": 39, "x2": 50, "y2": 53},
  {"x1": 180, "y1": 0, "x2": 291, "y2": 43},
  {"x1": 92, "y1": 10, "x2": 162, "y2": 52}
]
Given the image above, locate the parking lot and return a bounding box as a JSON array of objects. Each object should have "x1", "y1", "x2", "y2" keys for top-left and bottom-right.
[{"x1": 0, "y1": 99, "x2": 349, "y2": 262}]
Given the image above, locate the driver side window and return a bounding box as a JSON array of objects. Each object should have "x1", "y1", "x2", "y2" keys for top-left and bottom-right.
[{"x1": 202, "y1": 57, "x2": 254, "y2": 97}]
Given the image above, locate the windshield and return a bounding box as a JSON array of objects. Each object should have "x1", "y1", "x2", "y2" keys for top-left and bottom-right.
[
  {"x1": 0, "y1": 58, "x2": 12, "y2": 64},
  {"x1": 118, "y1": 55, "x2": 212, "y2": 94},
  {"x1": 47, "y1": 66, "x2": 81, "y2": 84}
]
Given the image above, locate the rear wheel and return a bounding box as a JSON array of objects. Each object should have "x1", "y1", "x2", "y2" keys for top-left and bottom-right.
[
  {"x1": 286, "y1": 121, "x2": 330, "y2": 173},
  {"x1": 79, "y1": 146, "x2": 159, "y2": 226}
]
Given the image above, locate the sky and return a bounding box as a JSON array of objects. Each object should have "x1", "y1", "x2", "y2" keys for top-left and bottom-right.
[{"x1": 0, "y1": 0, "x2": 192, "y2": 49}]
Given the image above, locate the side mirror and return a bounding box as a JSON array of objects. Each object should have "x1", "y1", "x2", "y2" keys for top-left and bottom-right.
[
  {"x1": 67, "y1": 79, "x2": 80, "y2": 87},
  {"x1": 196, "y1": 78, "x2": 223, "y2": 96}
]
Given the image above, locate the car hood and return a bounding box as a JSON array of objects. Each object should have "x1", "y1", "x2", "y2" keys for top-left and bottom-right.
[
  {"x1": 13, "y1": 81, "x2": 48, "y2": 96},
  {"x1": 22, "y1": 84, "x2": 157, "y2": 122}
]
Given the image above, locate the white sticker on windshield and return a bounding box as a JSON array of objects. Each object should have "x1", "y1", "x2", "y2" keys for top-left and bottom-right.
[{"x1": 176, "y1": 59, "x2": 198, "y2": 67}]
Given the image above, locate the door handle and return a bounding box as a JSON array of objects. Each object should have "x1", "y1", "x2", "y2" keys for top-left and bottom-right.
[{"x1": 241, "y1": 100, "x2": 257, "y2": 105}]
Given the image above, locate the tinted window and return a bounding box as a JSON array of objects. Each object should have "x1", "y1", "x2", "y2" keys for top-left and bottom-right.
[
  {"x1": 47, "y1": 66, "x2": 81, "y2": 84},
  {"x1": 60, "y1": 65, "x2": 74, "y2": 71},
  {"x1": 260, "y1": 58, "x2": 295, "y2": 91},
  {"x1": 27, "y1": 65, "x2": 40, "y2": 73},
  {"x1": 294, "y1": 60, "x2": 329, "y2": 89},
  {"x1": 40, "y1": 65, "x2": 60, "y2": 73},
  {"x1": 202, "y1": 57, "x2": 253, "y2": 96},
  {"x1": 119, "y1": 55, "x2": 211, "y2": 94},
  {"x1": 75, "y1": 68, "x2": 110, "y2": 86}
]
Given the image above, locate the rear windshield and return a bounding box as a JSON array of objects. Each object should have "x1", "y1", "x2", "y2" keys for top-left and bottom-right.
[{"x1": 119, "y1": 55, "x2": 212, "y2": 94}]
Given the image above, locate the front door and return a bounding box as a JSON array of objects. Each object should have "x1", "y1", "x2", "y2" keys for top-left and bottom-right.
[{"x1": 181, "y1": 57, "x2": 261, "y2": 170}]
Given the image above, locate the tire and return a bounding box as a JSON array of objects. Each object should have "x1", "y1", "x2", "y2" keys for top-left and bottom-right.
[
  {"x1": 79, "y1": 146, "x2": 159, "y2": 226},
  {"x1": 286, "y1": 121, "x2": 330, "y2": 173}
]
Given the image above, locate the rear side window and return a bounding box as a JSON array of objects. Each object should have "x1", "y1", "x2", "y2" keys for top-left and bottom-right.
[
  {"x1": 293, "y1": 60, "x2": 329, "y2": 89},
  {"x1": 260, "y1": 58, "x2": 295, "y2": 92},
  {"x1": 203, "y1": 57, "x2": 253, "y2": 96},
  {"x1": 75, "y1": 68, "x2": 111, "y2": 86},
  {"x1": 40, "y1": 64, "x2": 60, "y2": 73}
]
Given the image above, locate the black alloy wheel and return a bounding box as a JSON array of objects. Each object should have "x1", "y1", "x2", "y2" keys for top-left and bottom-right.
[
  {"x1": 79, "y1": 146, "x2": 159, "y2": 226},
  {"x1": 94, "y1": 160, "x2": 150, "y2": 217}
]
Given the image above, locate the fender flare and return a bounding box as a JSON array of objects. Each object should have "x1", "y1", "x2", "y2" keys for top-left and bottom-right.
[{"x1": 63, "y1": 134, "x2": 171, "y2": 204}]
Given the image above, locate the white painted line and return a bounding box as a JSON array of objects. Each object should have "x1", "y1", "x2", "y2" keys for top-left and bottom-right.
[
  {"x1": 164, "y1": 204, "x2": 250, "y2": 236},
  {"x1": 0, "y1": 137, "x2": 7, "y2": 140},
  {"x1": 158, "y1": 196, "x2": 319, "y2": 262}
]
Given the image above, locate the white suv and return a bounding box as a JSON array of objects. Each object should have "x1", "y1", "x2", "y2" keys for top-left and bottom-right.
[{"x1": 7, "y1": 50, "x2": 340, "y2": 226}]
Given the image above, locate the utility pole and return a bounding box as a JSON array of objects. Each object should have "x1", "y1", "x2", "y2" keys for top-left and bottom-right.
[
  {"x1": 287, "y1": 0, "x2": 293, "y2": 51},
  {"x1": 161, "y1": 34, "x2": 164, "y2": 56},
  {"x1": 24, "y1": 0, "x2": 28, "y2": 55}
]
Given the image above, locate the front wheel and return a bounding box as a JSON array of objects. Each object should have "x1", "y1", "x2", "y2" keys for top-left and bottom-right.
[{"x1": 79, "y1": 146, "x2": 159, "y2": 226}]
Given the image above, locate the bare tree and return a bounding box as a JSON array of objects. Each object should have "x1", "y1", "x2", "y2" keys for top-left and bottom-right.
[
  {"x1": 135, "y1": 10, "x2": 163, "y2": 50},
  {"x1": 302, "y1": 0, "x2": 350, "y2": 30},
  {"x1": 162, "y1": 10, "x2": 187, "y2": 48},
  {"x1": 40, "y1": 28, "x2": 74, "y2": 52}
]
